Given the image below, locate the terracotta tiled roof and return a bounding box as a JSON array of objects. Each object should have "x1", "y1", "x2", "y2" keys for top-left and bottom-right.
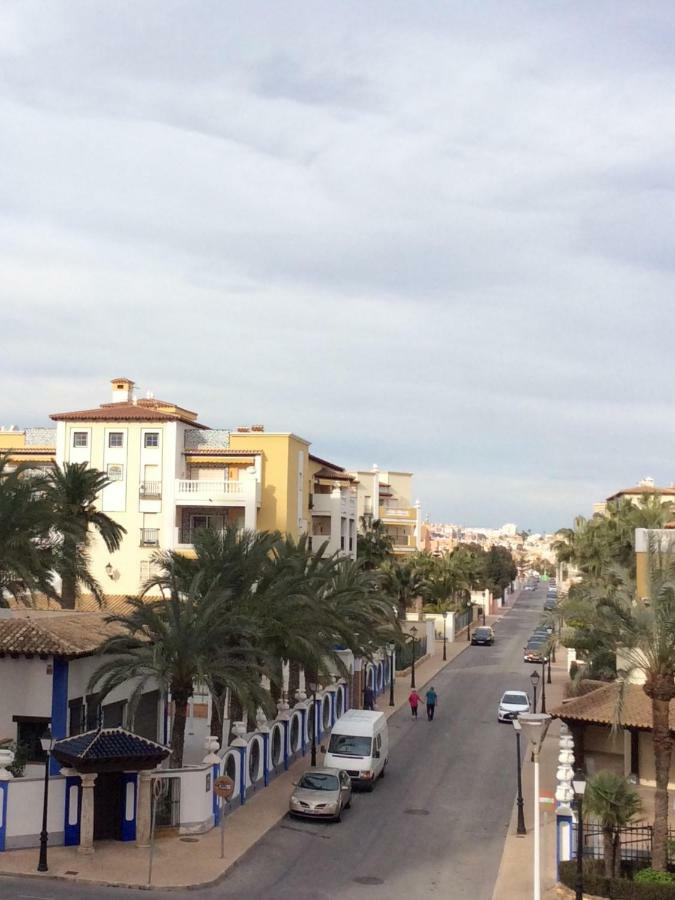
[
  {"x1": 53, "y1": 728, "x2": 169, "y2": 769},
  {"x1": 0, "y1": 613, "x2": 124, "y2": 658},
  {"x1": 309, "y1": 454, "x2": 346, "y2": 471},
  {"x1": 101, "y1": 398, "x2": 199, "y2": 416},
  {"x1": 50, "y1": 404, "x2": 208, "y2": 428},
  {"x1": 551, "y1": 682, "x2": 675, "y2": 733},
  {"x1": 5, "y1": 447, "x2": 55, "y2": 454},
  {"x1": 183, "y1": 449, "x2": 261, "y2": 456},
  {"x1": 313, "y1": 466, "x2": 356, "y2": 483},
  {"x1": 6, "y1": 594, "x2": 139, "y2": 614},
  {"x1": 606, "y1": 486, "x2": 675, "y2": 501}
]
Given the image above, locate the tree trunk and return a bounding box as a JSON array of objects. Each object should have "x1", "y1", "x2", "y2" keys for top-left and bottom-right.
[
  {"x1": 227, "y1": 694, "x2": 243, "y2": 745},
  {"x1": 59, "y1": 538, "x2": 78, "y2": 609},
  {"x1": 170, "y1": 690, "x2": 190, "y2": 768},
  {"x1": 651, "y1": 694, "x2": 672, "y2": 871},
  {"x1": 613, "y1": 832, "x2": 621, "y2": 878},
  {"x1": 602, "y1": 828, "x2": 614, "y2": 878},
  {"x1": 287, "y1": 660, "x2": 300, "y2": 703},
  {"x1": 209, "y1": 690, "x2": 224, "y2": 741}
]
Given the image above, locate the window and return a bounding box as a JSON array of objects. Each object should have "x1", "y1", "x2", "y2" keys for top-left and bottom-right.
[
  {"x1": 107, "y1": 463, "x2": 124, "y2": 481},
  {"x1": 69, "y1": 698, "x2": 85, "y2": 737},
  {"x1": 108, "y1": 432, "x2": 123, "y2": 448},
  {"x1": 73, "y1": 432, "x2": 88, "y2": 448},
  {"x1": 13, "y1": 717, "x2": 50, "y2": 763},
  {"x1": 144, "y1": 432, "x2": 159, "y2": 448}
]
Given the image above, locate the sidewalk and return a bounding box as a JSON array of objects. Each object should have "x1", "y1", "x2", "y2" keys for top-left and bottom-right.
[
  {"x1": 492, "y1": 647, "x2": 569, "y2": 900},
  {"x1": 0, "y1": 626, "x2": 475, "y2": 890}
]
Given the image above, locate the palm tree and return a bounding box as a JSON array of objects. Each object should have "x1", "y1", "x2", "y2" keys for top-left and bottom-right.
[
  {"x1": 41, "y1": 462, "x2": 126, "y2": 609},
  {"x1": 421, "y1": 553, "x2": 472, "y2": 612},
  {"x1": 584, "y1": 770, "x2": 641, "y2": 877},
  {"x1": 0, "y1": 454, "x2": 56, "y2": 605},
  {"x1": 380, "y1": 558, "x2": 424, "y2": 620},
  {"x1": 357, "y1": 517, "x2": 393, "y2": 569},
  {"x1": 88, "y1": 584, "x2": 273, "y2": 767}
]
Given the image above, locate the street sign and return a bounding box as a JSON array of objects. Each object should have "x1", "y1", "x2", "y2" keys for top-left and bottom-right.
[{"x1": 213, "y1": 775, "x2": 235, "y2": 800}]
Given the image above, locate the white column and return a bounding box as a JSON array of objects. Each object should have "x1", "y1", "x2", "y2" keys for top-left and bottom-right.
[
  {"x1": 331, "y1": 487, "x2": 342, "y2": 555},
  {"x1": 78, "y1": 773, "x2": 97, "y2": 854},
  {"x1": 243, "y1": 468, "x2": 257, "y2": 531},
  {"x1": 372, "y1": 465, "x2": 380, "y2": 519},
  {"x1": 136, "y1": 772, "x2": 153, "y2": 848},
  {"x1": 533, "y1": 752, "x2": 541, "y2": 900},
  {"x1": 414, "y1": 499, "x2": 422, "y2": 549}
]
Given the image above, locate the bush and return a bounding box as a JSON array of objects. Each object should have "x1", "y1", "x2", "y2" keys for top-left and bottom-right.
[
  {"x1": 634, "y1": 869, "x2": 675, "y2": 885},
  {"x1": 559, "y1": 860, "x2": 675, "y2": 899}
]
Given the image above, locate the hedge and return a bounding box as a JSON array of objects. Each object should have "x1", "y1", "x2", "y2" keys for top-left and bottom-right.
[{"x1": 559, "y1": 861, "x2": 675, "y2": 899}]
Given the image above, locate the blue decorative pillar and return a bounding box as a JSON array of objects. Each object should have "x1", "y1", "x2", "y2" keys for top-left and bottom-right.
[
  {"x1": 315, "y1": 699, "x2": 322, "y2": 745},
  {"x1": 281, "y1": 720, "x2": 289, "y2": 771},
  {"x1": 50, "y1": 658, "x2": 69, "y2": 775},
  {"x1": 299, "y1": 708, "x2": 307, "y2": 757},
  {"x1": 120, "y1": 773, "x2": 137, "y2": 842},
  {"x1": 0, "y1": 781, "x2": 8, "y2": 852},
  {"x1": 212, "y1": 763, "x2": 221, "y2": 825},
  {"x1": 63, "y1": 773, "x2": 82, "y2": 846},
  {"x1": 261, "y1": 732, "x2": 270, "y2": 787}
]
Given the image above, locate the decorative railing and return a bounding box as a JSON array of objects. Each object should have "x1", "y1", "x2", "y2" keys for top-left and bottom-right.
[
  {"x1": 139, "y1": 528, "x2": 160, "y2": 547},
  {"x1": 139, "y1": 481, "x2": 162, "y2": 498}
]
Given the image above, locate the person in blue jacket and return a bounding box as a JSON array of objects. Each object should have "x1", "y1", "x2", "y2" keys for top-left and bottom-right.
[{"x1": 425, "y1": 686, "x2": 438, "y2": 721}]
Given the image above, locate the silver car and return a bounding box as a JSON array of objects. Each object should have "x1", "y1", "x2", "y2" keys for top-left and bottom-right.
[
  {"x1": 289, "y1": 768, "x2": 352, "y2": 822},
  {"x1": 497, "y1": 690, "x2": 531, "y2": 722}
]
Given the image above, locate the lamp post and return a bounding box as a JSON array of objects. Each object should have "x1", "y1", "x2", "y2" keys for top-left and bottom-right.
[
  {"x1": 572, "y1": 769, "x2": 587, "y2": 900},
  {"x1": 442, "y1": 611, "x2": 447, "y2": 662},
  {"x1": 387, "y1": 642, "x2": 396, "y2": 707},
  {"x1": 512, "y1": 719, "x2": 527, "y2": 835},
  {"x1": 37, "y1": 725, "x2": 54, "y2": 873},
  {"x1": 409, "y1": 626, "x2": 418, "y2": 689},
  {"x1": 547, "y1": 651, "x2": 552, "y2": 684},
  {"x1": 518, "y1": 713, "x2": 552, "y2": 900},
  {"x1": 307, "y1": 682, "x2": 318, "y2": 767},
  {"x1": 530, "y1": 669, "x2": 540, "y2": 716},
  {"x1": 540, "y1": 661, "x2": 547, "y2": 713}
]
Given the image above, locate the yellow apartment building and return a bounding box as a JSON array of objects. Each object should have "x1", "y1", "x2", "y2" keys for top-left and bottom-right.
[{"x1": 350, "y1": 465, "x2": 422, "y2": 556}]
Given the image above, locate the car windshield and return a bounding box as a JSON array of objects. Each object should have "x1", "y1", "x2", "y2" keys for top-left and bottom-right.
[
  {"x1": 474, "y1": 628, "x2": 491, "y2": 637},
  {"x1": 298, "y1": 773, "x2": 339, "y2": 792},
  {"x1": 502, "y1": 693, "x2": 527, "y2": 705},
  {"x1": 328, "y1": 734, "x2": 372, "y2": 757}
]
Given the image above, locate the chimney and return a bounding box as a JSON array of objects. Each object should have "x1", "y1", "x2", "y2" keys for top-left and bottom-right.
[
  {"x1": 251, "y1": 424, "x2": 265, "y2": 432},
  {"x1": 111, "y1": 378, "x2": 135, "y2": 404}
]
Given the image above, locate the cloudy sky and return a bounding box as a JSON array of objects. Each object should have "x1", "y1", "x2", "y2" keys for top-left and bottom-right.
[{"x1": 2, "y1": 2, "x2": 675, "y2": 532}]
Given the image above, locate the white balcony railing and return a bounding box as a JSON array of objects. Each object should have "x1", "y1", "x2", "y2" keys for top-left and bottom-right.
[{"x1": 175, "y1": 479, "x2": 258, "y2": 506}]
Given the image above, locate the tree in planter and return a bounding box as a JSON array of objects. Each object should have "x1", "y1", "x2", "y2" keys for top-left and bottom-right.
[
  {"x1": 88, "y1": 586, "x2": 273, "y2": 767},
  {"x1": 356, "y1": 518, "x2": 393, "y2": 570},
  {"x1": 584, "y1": 770, "x2": 641, "y2": 877},
  {"x1": 380, "y1": 558, "x2": 425, "y2": 620},
  {"x1": 41, "y1": 462, "x2": 125, "y2": 609}
]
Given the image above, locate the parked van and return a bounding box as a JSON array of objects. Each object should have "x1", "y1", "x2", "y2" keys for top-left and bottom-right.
[{"x1": 322, "y1": 709, "x2": 388, "y2": 790}]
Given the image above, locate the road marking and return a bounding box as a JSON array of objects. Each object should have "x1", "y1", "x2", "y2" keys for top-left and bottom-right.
[{"x1": 280, "y1": 823, "x2": 331, "y2": 840}]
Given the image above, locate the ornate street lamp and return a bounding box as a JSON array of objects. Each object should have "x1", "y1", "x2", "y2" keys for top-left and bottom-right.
[
  {"x1": 387, "y1": 642, "x2": 396, "y2": 707},
  {"x1": 512, "y1": 719, "x2": 526, "y2": 835},
  {"x1": 409, "y1": 626, "x2": 418, "y2": 689},
  {"x1": 518, "y1": 714, "x2": 552, "y2": 900},
  {"x1": 306, "y1": 682, "x2": 318, "y2": 767},
  {"x1": 572, "y1": 769, "x2": 587, "y2": 900},
  {"x1": 529, "y1": 668, "x2": 540, "y2": 715},
  {"x1": 441, "y1": 610, "x2": 448, "y2": 662},
  {"x1": 37, "y1": 725, "x2": 54, "y2": 872},
  {"x1": 540, "y1": 661, "x2": 547, "y2": 713}
]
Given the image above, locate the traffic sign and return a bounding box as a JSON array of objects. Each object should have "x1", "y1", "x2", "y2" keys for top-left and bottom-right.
[{"x1": 213, "y1": 775, "x2": 235, "y2": 800}]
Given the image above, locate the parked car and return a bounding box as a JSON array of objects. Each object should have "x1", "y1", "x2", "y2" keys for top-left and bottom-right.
[
  {"x1": 497, "y1": 690, "x2": 531, "y2": 722},
  {"x1": 471, "y1": 625, "x2": 495, "y2": 646},
  {"x1": 544, "y1": 599, "x2": 557, "y2": 610},
  {"x1": 322, "y1": 709, "x2": 388, "y2": 790},
  {"x1": 289, "y1": 768, "x2": 352, "y2": 821},
  {"x1": 523, "y1": 637, "x2": 549, "y2": 663}
]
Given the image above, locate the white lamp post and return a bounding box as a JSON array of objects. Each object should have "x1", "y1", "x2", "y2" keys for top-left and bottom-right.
[{"x1": 518, "y1": 713, "x2": 552, "y2": 900}]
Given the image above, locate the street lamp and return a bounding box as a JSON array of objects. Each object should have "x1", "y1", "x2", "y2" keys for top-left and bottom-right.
[
  {"x1": 540, "y1": 661, "x2": 547, "y2": 713},
  {"x1": 441, "y1": 610, "x2": 448, "y2": 662},
  {"x1": 547, "y1": 651, "x2": 552, "y2": 684},
  {"x1": 409, "y1": 626, "x2": 418, "y2": 689},
  {"x1": 512, "y1": 719, "x2": 526, "y2": 835},
  {"x1": 306, "y1": 682, "x2": 318, "y2": 767},
  {"x1": 529, "y1": 669, "x2": 540, "y2": 715},
  {"x1": 518, "y1": 713, "x2": 552, "y2": 900},
  {"x1": 387, "y1": 642, "x2": 396, "y2": 707},
  {"x1": 572, "y1": 769, "x2": 587, "y2": 900},
  {"x1": 37, "y1": 725, "x2": 54, "y2": 872}
]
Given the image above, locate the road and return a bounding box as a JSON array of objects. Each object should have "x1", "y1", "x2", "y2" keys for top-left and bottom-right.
[{"x1": 1, "y1": 585, "x2": 546, "y2": 900}]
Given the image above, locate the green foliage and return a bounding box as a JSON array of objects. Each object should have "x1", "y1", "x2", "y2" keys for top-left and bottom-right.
[
  {"x1": 559, "y1": 861, "x2": 675, "y2": 899},
  {"x1": 357, "y1": 518, "x2": 394, "y2": 569},
  {"x1": 634, "y1": 869, "x2": 675, "y2": 885},
  {"x1": 6, "y1": 742, "x2": 28, "y2": 778},
  {"x1": 585, "y1": 771, "x2": 642, "y2": 877}
]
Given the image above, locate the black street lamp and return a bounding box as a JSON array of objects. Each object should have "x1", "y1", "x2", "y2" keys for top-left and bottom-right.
[
  {"x1": 307, "y1": 683, "x2": 318, "y2": 767},
  {"x1": 409, "y1": 626, "x2": 418, "y2": 689},
  {"x1": 441, "y1": 611, "x2": 447, "y2": 662},
  {"x1": 37, "y1": 725, "x2": 54, "y2": 872},
  {"x1": 540, "y1": 661, "x2": 547, "y2": 713},
  {"x1": 572, "y1": 769, "x2": 587, "y2": 900},
  {"x1": 512, "y1": 719, "x2": 526, "y2": 835},
  {"x1": 387, "y1": 642, "x2": 395, "y2": 707},
  {"x1": 529, "y1": 669, "x2": 540, "y2": 716},
  {"x1": 547, "y1": 652, "x2": 552, "y2": 684}
]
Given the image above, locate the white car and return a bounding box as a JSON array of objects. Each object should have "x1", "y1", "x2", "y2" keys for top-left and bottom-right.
[{"x1": 497, "y1": 690, "x2": 531, "y2": 723}]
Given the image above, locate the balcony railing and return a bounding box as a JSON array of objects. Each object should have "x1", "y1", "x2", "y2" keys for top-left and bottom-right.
[
  {"x1": 140, "y1": 528, "x2": 160, "y2": 547},
  {"x1": 380, "y1": 506, "x2": 415, "y2": 520},
  {"x1": 139, "y1": 481, "x2": 162, "y2": 498},
  {"x1": 175, "y1": 479, "x2": 257, "y2": 505}
]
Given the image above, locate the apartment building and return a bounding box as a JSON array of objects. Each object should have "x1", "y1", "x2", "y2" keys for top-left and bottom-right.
[
  {"x1": 2, "y1": 378, "x2": 358, "y2": 599},
  {"x1": 351, "y1": 465, "x2": 423, "y2": 557}
]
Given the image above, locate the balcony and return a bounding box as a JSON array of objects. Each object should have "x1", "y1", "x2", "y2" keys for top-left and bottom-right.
[
  {"x1": 379, "y1": 505, "x2": 416, "y2": 523},
  {"x1": 312, "y1": 491, "x2": 357, "y2": 517},
  {"x1": 174, "y1": 479, "x2": 258, "y2": 506},
  {"x1": 140, "y1": 528, "x2": 160, "y2": 547},
  {"x1": 139, "y1": 481, "x2": 162, "y2": 498}
]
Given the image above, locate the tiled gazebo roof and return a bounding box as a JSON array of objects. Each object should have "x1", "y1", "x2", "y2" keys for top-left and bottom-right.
[{"x1": 52, "y1": 727, "x2": 169, "y2": 772}]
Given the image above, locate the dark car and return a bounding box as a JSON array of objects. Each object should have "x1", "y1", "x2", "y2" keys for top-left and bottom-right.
[
  {"x1": 471, "y1": 626, "x2": 495, "y2": 646},
  {"x1": 523, "y1": 638, "x2": 549, "y2": 663}
]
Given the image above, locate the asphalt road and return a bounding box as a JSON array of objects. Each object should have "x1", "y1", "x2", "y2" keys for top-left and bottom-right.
[{"x1": 1, "y1": 585, "x2": 547, "y2": 900}]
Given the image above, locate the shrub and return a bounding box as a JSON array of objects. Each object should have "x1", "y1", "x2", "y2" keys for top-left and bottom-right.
[
  {"x1": 559, "y1": 860, "x2": 675, "y2": 899},
  {"x1": 6, "y1": 742, "x2": 28, "y2": 778},
  {"x1": 634, "y1": 869, "x2": 675, "y2": 885}
]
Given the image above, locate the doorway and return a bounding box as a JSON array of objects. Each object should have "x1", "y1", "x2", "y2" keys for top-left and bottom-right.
[{"x1": 93, "y1": 772, "x2": 123, "y2": 840}]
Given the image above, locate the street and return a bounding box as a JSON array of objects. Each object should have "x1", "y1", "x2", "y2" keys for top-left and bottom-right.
[{"x1": 0, "y1": 587, "x2": 546, "y2": 900}]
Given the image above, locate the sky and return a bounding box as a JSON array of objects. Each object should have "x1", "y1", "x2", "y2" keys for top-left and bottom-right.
[{"x1": 2, "y1": 2, "x2": 675, "y2": 533}]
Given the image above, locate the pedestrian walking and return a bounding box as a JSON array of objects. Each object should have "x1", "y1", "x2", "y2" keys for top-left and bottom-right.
[
  {"x1": 363, "y1": 686, "x2": 375, "y2": 710},
  {"x1": 408, "y1": 690, "x2": 423, "y2": 718},
  {"x1": 425, "y1": 686, "x2": 438, "y2": 721}
]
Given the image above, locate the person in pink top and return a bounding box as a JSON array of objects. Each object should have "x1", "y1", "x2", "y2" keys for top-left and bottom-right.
[{"x1": 408, "y1": 690, "x2": 423, "y2": 718}]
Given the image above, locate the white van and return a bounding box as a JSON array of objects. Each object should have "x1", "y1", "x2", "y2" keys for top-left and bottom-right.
[{"x1": 322, "y1": 709, "x2": 389, "y2": 790}]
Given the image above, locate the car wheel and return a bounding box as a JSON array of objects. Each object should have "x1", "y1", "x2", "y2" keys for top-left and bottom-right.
[
  {"x1": 334, "y1": 808, "x2": 342, "y2": 822},
  {"x1": 379, "y1": 763, "x2": 386, "y2": 779},
  {"x1": 345, "y1": 797, "x2": 352, "y2": 809}
]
